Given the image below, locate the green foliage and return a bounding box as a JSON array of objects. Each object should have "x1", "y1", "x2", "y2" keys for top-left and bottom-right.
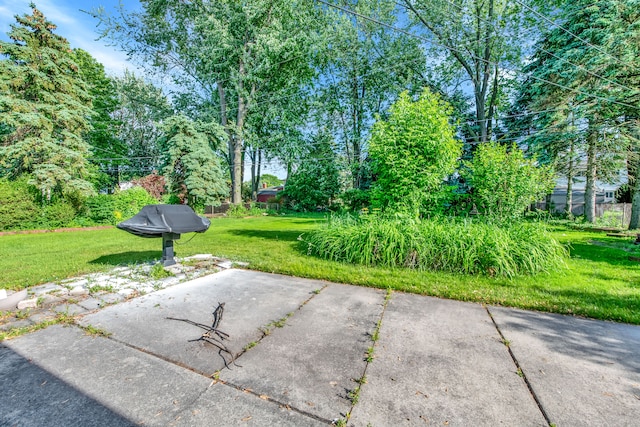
[
  {"x1": 84, "y1": 195, "x2": 116, "y2": 225},
  {"x1": 369, "y1": 89, "x2": 462, "y2": 216},
  {"x1": 226, "y1": 204, "x2": 265, "y2": 218},
  {"x1": 284, "y1": 133, "x2": 340, "y2": 211},
  {"x1": 42, "y1": 202, "x2": 76, "y2": 229},
  {"x1": 74, "y1": 48, "x2": 123, "y2": 192},
  {"x1": 113, "y1": 187, "x2": 158, "y2": 222},
  {"x1": 463, "y1": 143, "x2": 555, "y2": 219},
  {"x1": 112, "y1": 71, "x2": 173, "y2": 181},
  {"x1": 259, "y1": 174, "x2": 283, "y2": 188},
  {"x1": 149, "y1": 263, "x2": 174, "y2": 280},
  {"x1": 304, "y1": 214, "x2": 568, "y2": 277},
  {"x1": 340, "y1": 188, "x2": 371, "y2": 212},
  {"x1": 317, "y1": 0, "x2": 427, "y2": 189},
  {"x1": 84, "y1": 187, "x2": 156, "y2": 225},
  {"x1": 0, "y1": 178, "x2": 39, "y2": 230},
  {"x1": 159, "y1": 115, "x2": 227, "y2": 208},
  {"x1": 0, "y1": 6, "x2": 94, "y2": 199}
]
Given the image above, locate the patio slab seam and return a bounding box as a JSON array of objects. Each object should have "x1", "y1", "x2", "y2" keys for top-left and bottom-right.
[
  {"x1": 485, "y1": 305, "x2": 552, "y2": 426},
  {"x1": 341, "y1": 288, "x2": 393, "y2": 424}
]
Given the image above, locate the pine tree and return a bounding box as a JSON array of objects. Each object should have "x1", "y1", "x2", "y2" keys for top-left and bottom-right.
[
  {"x1": 517, "y1": 0, "x2": 639, "y2": 223},
  {"x1": 159, "y1": 115, "x2": 228, "y2": 207},
  {"x1": 0, "y1": 5, "x2": 94, "y2": 200}
]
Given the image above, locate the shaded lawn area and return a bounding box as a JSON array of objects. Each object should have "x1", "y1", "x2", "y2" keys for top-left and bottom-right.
[{"x1": 1, "y1": 215, "x2": 640, "y2": 324}]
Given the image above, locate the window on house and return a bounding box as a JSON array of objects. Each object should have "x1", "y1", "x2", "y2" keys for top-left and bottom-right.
[{"x1": 605, "y1": 191, "x2": 614, "y2": 199}]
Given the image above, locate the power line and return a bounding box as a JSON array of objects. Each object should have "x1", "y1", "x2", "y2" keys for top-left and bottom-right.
[
  {"x1": 402, "y1": 0, "x2": 639, "y2": 95},
  {"x1": 315, "y1": 0, "x2": 638, "y2": 111},
  {"x1": 511, "y1": 0, "x2": 640, "y2": 72}
]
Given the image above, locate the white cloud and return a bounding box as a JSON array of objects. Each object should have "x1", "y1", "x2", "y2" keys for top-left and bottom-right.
[{"x1": 1, "y1": 0, "x2": 139, "y2": 75}]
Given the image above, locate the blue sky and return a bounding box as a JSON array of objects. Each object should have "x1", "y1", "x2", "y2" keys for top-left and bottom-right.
[
  {"x1": 0, "y1": 0, "x2": 140, "y2": 74},
  {"x1": 1, "y1": 0, "x2": 289, "y2": 178}
]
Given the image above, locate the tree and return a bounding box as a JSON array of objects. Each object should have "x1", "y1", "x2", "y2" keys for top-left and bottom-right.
[
  {"x1": 159, "y1": 115, "x2": 228, "y2": 207},
  {"x1": 463, "y1": 143, "x2": 555, "y2": 219},
  {"x1": 368, "y1": 89, "x2": 462, "y2": 216},
  {"x1": 515, "y1": 0, "x2": 639, "y2": 223},
  {"x1": 73, "y1": 48, "x2": 123, "y2": 191},
  {"x1": 0, "y1": 5, "x2": 94, "y2": 200},
  {"x1": 316, "y1": 0, "x2": 427, "y2": 189},
  {"x1": 111, "y1": 71, "x2": 173, "y2": 182},
  {"x1": 95, "y1": 0, "x2": 323, "y2": 204},
  {"x1": 259, "y1": 174, "x2": 282, "y2": 188},
  {"x1": 283, "y1": 132, "x2": 340, "y2": 211},
  {"x1": 399, "y1": 0, "x2": 529, "y2": 146}
]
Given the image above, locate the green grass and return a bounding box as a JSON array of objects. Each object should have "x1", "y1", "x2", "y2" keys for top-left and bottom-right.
[{"x1": 2, "y1": 214, "x2": 640, "y2": 324}]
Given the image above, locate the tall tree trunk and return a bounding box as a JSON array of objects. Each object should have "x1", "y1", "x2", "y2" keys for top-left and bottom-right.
[
  {"x1": 628, "y1": 120, "x2": 640, "y2": 229},
  {"x1": 250, "y1": 147, "x2": 257, "y2": 201},
  {"x1": 630, "y1": 186, "x2": 640, "y2": 230},
  {"x1": 232, "y1": 60, "x2": 248, "y2": 205},
  {"x1": 565, "y1": 133, "x2": 576, "y2": 217},
  {"x1": 218, "y1": 82, "x2": 233, "y2": 201},
  {"x1": 584, "y1": 121, "x2": 598, "y2": 223},
  {"x1": 256, "y1": 149, "x2": 262, "y2": 198}
]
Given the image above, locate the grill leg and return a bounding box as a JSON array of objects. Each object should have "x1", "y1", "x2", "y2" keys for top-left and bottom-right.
[{"x1": 162, "y1": 233, "x2": 181, "y2": 266}]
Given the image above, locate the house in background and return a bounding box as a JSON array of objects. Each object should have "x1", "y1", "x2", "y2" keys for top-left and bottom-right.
[
  {"x1": 537, "y1": 176, "x2": 625, "y2": 216},
  {"x1": 256, "y1": 185, "x2": 284, "y2": 203}
]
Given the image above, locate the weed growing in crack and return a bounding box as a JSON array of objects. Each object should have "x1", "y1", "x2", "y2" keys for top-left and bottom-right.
[
  {"x1": 365, "y1": 346, "x2": 375, "y2": 363},
  {"x1": 14, "y1": 310, "x2": 30, "y2": 320},
  {"x1": 88, "y1": 284, "x2": 115, "y2": 294},
  {"x1": 83, "y1": 324, "x2": 112, "y2": 337},
  {"x1": 150, "y1": 263, "x2": 174, "y2": 280},
  {"x1": 55, "y1": 311, "x2": 76, "y2": 325},
  {"x1": 347, "y1": 386, "x2": 361, "y2": 405},
  {"x1": 244, "y1": 341, "x2": 258, "y2": 351}
]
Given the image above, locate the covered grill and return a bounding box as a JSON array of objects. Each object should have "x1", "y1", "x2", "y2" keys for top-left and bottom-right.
[{"x1": 117, "y1": 204, "x2": 211, "y2": 266}]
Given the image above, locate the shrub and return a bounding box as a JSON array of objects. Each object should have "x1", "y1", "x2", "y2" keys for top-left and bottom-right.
[
  {"x1": 284, "y1": 132, "x2": 340, "y2": 211},
  {"x1": 83, "y1": 187, "x2": 157, "y2": 225},
  {"x1": 463, "y1": 143, "x2": 555, "y2": 220},
  {"x1": 0, "y1": 178, "x2": 39, "y2": 230},
  {"x1": 369, "y1": 89, "x2": 462, "y2": 217},
  {"x1": 340, "y1": 188, "x2": 370, "y2": 212},
  {"x1": 84, "y1": 194, "x2": 116, "y2": 225},
  {"x1": 43, "y1": 202, "x2": 76, "y2": 228},
  {"x1": 114, "y1": 187, "x2": 158, "y2": 221},
  {"x1": 303, "y1": 214, "x2": 567, "y2": 277}
]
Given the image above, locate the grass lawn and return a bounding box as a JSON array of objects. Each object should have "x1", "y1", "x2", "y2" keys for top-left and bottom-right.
[{"x1": 2, "y1": 214, "x2": 640, "y2": 324}]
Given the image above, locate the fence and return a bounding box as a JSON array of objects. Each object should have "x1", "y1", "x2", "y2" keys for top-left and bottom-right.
[{"x1": 535, "y1": 201, "x2": 632, "y2": 227}]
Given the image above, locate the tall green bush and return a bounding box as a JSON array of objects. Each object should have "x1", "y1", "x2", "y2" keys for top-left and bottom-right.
[
  {"x1": 463, "y1": 143, "x2": 555, "y2": 219},
  {"x1": 369, "y1": 89, "x2": 462, "y2": 216}
]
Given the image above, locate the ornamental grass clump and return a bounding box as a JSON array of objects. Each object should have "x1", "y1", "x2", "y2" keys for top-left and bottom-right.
[{"x1": 304, "y1": 215, "x2": 567, "y2": 277}]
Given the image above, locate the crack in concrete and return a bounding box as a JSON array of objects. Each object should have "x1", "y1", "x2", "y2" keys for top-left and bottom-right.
[
  {"x1": 485, "y1": 306, "x2": 553, "y2": 426},
  {"x1": 340, "y1": 288, "x2": 393, "y2": 425}
]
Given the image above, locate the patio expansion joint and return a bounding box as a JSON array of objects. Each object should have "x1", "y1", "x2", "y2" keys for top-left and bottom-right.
[
  {"x1": 216, "y1": 378, "x2": 335, "y2": 425},
  {"x1": 341, "y1": 288, "x2": 393, "y2": 424},
  {"x1": 484, "y1": 306, "x2": 553, "y2": 427}
]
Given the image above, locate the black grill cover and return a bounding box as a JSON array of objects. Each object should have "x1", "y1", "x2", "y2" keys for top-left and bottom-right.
[{"x1": 117, "y1": 204, "x2": 210, "y2": 238}]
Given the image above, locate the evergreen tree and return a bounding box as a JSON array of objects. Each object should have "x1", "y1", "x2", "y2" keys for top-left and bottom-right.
[
  {"x1": 159, "y1": 115, "x2": 227, "y2": 207},
  {"x1": 0, "y1": 5, "x2": 94, "y2": 200},
  {"x1": 517, "y1": 0, "x2": 639, "y2": 223}
]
